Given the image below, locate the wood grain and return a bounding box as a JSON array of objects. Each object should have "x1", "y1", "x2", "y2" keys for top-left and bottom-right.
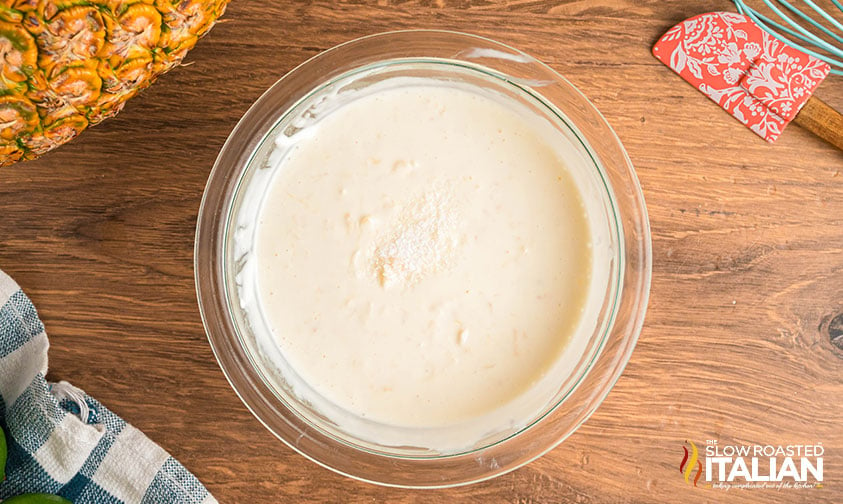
[
  {"x1": 1, "y1": 0, "x2": 842, "y2": 502},
  {"x1": 794, "y1": 96, "x2": 843, "y2": 151}
]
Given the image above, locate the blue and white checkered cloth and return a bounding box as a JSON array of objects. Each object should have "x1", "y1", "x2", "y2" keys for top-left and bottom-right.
[{"x1": 0, "y1": 270, "x2": 217, "y2": 503}]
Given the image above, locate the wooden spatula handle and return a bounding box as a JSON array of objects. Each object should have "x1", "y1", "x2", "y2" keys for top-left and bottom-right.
[{"x1": 793, "y1": 96, "x2": 843, "y2": 151}]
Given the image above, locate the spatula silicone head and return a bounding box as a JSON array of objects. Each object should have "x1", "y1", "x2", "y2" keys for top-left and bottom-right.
[{"x1": 653, "y1": 11, "x2": 833, "y2": 143}]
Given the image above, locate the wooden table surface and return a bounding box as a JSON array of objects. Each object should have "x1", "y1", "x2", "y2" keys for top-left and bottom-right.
[{"x1": 2, "y1": 0, "x2": 841, "y2": 502}]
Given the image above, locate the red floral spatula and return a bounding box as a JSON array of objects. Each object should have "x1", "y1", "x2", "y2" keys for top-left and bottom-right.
[{"x1": 653, "y1": 11, "x2": 843, "y2": 150}]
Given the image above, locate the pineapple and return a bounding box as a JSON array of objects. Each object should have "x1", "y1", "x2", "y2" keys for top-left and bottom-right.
[{"x1": 0, "y1": 0, "x2": 229, "y2": 166}]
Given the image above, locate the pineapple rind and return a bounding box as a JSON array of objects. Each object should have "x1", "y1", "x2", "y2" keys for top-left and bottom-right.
[{"x1": 0, "y1": 0, "x2": 228, "y2": 165}]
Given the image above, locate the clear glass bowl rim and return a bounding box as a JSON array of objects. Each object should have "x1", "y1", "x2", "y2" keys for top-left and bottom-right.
[{"x1": 194, "y1": 29, "x2": 652, "y2": 488}]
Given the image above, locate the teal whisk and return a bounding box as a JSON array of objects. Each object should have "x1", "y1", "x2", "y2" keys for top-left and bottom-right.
[{"x1": 733, "y1": 0, "x2": 843, "y2": 75}]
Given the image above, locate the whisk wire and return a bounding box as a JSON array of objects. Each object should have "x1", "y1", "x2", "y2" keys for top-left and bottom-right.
[
  {"x1": 800, "y1": 0, "x2": 843, "y2": 32},
  {"x1": 777, "y1": 0, "x2": 843, "y2": 42},
  {"x1": 743, "y1": 6, "x2": 843, "y2": 64},
  {"x1": 734, "y1": 0, "x2": 843, "y2": 75}
]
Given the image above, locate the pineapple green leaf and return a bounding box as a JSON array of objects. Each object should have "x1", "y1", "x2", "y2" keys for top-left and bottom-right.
[
  {"x1": 0, "y1": 423, "x2": 6, "y2": 481},
  {"x1": 0, "y1": 427, "x2": 71, "y2": 503},
  {"x1": 2, "y1": 494, "x2": 72, "y2": 504}
]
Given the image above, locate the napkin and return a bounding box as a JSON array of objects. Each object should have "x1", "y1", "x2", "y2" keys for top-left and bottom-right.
[{"x1": 0, "y1": 270, "x2": 217, "y2": 504}]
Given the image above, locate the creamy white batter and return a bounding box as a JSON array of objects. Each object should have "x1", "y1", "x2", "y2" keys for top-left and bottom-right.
[{"x1": 234, "y1": 74, "x2": 611, "y2": 451}]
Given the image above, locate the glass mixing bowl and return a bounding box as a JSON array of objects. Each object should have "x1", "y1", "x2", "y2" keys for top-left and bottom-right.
[{"x1": 195, "y1": 30, "x2": 651, "y2": 488}]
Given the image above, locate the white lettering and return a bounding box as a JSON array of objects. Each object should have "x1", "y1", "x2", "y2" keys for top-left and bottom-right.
[
  {"x1": 706, "y1": 456, "x2": 713, "y2": 481},
  {"x1": 697, "y1": 442, "x2": 825, "y2": 487},
  {"x1": 750, "y1": 457, "x2": 770, "y2": 481},
  {"x1": 777, "y1": 458, "x2": 800, "y2": 481},
  {"x1": 727, "y1": 457, "x2": 751, "y2": 482},
  {"x1": 801, "y1": 457, "x2": 823, "y2": 482},
  {"x1": 769, "y1": 457, "x2": 780, "y2": 482},
  {"x1": 709, "y1": 457, "x2": 731, "y2": 481}
]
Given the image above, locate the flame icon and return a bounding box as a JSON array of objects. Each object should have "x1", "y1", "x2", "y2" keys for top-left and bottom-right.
[{"x1": 679, "y1": 440, "x2": 703, "y2": 487}]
